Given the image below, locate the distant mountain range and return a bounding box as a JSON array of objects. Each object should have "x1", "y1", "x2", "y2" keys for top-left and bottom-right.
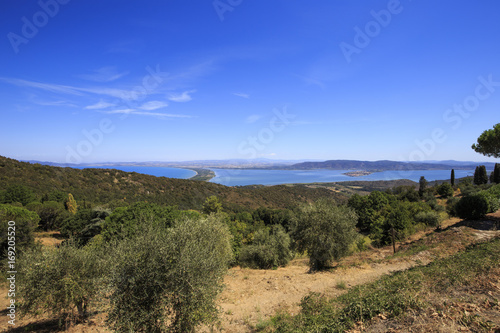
[
  {"x1": 278, "y1": 160, "x2": 497, "y2": 171},
  {"x1": 22, "y1": 158, "x2": 496, "y2": 171}
]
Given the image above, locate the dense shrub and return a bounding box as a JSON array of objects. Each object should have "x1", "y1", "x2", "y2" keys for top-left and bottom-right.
[
  {"x1": 437, "y1": 182, "x2": 454, "y2": 198},
  {"x1": 2, "y1": 185, "x2": 35, "y2": 206},
  {"x1": 101, "y1": 202, "x2": 181, "y2": 241},
  {"x1": 348, "y1": 191, "x2": 392, "y2": 232},
  {"x1": 486, "y1": 184, "x2": 500, "y2": 199},
  {"x1": 106, "y1": 215, "x2": 233, "y2": 332},
  {"x1": 422, "y1": 192, "x2": 436, "y2": 203},
  {"x1": 455, "y1": 194, "x2": 490, "y2": 220},
  {"x1": 446, "y1": 196, "x2": 460, "y2": 216},
  {"x1": 238, "y1": 225, "x2": 293, "y2": 269},
  {"x1": 202, "y1": 195, "x2": 223, "y2": 214},
  {"x1": 60, "y1": 208, "x2": 110, "y2": 246},
  {"x1": 18, "y1": 242, "x2": 107, "y2": 322},
  {"x1": 0, "y1": 204, "x2": 40, "y2": 258},
  {"x1": 252, "y1": 207, "x2": 294, "y2": 231},
  {"x1": 414, "y1": 211, "x2": 440, "y2": 228},
  {"x1": 292, "y1": 200, "x2": 358, "y2": 271},
  {"x1": 27, "y1": 200, "x2": 70, "y2": 231},
  {"x1": 392, "y1": 185, "x2": 419, "y2": 202},
  {"x1": 480, "y1": 191, "x2": 500, "y2": 213}
]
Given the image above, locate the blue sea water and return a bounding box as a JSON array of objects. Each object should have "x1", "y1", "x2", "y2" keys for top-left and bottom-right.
[
  {"x1": 76, "y1": 166, "x2": 197, "y2": 179},
  {"x1": 209, "y1": 168, "x2": 476, "y2": 186},
  {"x1": 73, "y1": 166, "x2": 478, "y2": 186}
]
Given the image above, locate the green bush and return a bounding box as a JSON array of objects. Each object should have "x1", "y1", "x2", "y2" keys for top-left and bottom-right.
[
  {"x1": 486, "y1": 184, "x2": 500, "y2": 199},
  {"x1": 101, "y1": 202, "x2": 181, "y2": 241},
  {"x1": 480, "y1": 191, "x2": 499, "y2": 213},
  {"x1": 446, "y1": 196, "x2": 460, "y2": 216},
  {"x1": 348, "y1": 191, "x2": 391, "y2": 232},
  {"x1": 422, "y1": 192, "x2": 436, "y2": 202},
  {"x1": 27, "y1": 200, "x2": 70, "y2": 231},
  {"x1": 106, "y1": 214, "x2": 233, "y2": 332},
  {"x1": 455, "y1": 194, "x2": 490, "y2": 220},
  {"x1": 414, "y1": 211, "x2": 440, "y2": 227},
  {"x1": 0, "y1": 204, "x2": 40, "y2": 258},
  {"x1": 2, "y1": 185, "x2": 35, "y2": 206},
  {"x1": 437, "y1": 182, "x2": 454, "y2": 198},
  {"x1": 60, "y1": 208, "x2": 109, "y2": 246},
  {"x1": 238, "y1": 225, "x2": 293, "y2": 269},
  {"x1": 18, "y1": 242, "x2": 107, "y2": 323},
  {"x1": 292, "y1": 201, "x2": 359, "y2": 271}
]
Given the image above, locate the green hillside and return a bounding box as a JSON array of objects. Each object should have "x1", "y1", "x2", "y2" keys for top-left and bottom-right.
[{"x1": 0, "y1": 156, "x2": 346, "y2": 211}]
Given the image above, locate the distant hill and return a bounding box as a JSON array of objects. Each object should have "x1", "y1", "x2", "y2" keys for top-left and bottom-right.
[
  {"x1": 0, "y1": 156, "x2": 346, "y2": 211},
  {"x1": 22, "y1": 158, "x2": 495, "y2": 171},
  {"x1": 280, "y1": 159, "x2": 487, "y2": 171}
]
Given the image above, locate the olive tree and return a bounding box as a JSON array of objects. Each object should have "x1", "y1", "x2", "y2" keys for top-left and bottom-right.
[
  {"x1": 238, "y1": 224, "x2": 294, "y2": 269},
  {"x1": 17, "y1": 242, "x2": 107, "y2": 324},
  {"x1": 291, "y1": 200, "x2": 359, "y2": 271},
  {"x1": 106, "y1": 214, "x2": 233, "y2": 332}
]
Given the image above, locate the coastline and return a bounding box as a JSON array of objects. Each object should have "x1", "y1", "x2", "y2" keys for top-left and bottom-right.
[
  {"x1": 342, "y1": 170, "x2": 374, "y2": 177},
  {"x1": 186, "y1": 168, "x2": 216, "y2": 182}
]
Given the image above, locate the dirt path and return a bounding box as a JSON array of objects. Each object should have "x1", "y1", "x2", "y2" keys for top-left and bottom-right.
[
  {"x1": 218, "y1": 256, "x2": 422, "y2": 332},
  {"x1": 2, "y1": 215, "x2": 498, "y2": 333},
  {"x1": 217, "y1": 215, "x2": 499, "y2": 332}
]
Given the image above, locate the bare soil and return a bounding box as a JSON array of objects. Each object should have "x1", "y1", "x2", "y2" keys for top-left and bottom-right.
[{"x1": 1, "y1": 214, "x2": 499, "y2": 333}]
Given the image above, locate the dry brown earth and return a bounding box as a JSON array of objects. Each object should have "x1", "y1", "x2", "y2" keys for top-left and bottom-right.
[{"x1": 1, "y1": 214, "x2": 499, "y2": 333}]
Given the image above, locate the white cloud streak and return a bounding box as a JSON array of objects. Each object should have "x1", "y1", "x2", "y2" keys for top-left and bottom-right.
[
  {"x1": 139, "y1": 101, "x2": 168, "y2": 110},
  {"x1": 78, "y1": 66, "x2": 129, "y2": 82},
  {"x1": 103, "y1": 109, "x2": 193, "y2": 118},
  {"x1": 167, "y1": 90, "x2": 196, "y2": 102},
  {"x1": 233, "y1": 92, "x2": 250, "y2": 99},
  {"x1": 85, "y1": 100, "x2": 117, "y2": 110}
]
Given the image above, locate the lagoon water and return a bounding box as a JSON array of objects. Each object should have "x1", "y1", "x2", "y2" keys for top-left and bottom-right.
[
  {"x1": 209, "y1": 168, "x2": 476, "y2": 186},
  {"x1": 76, "y1": 166, "x2": 197, "y2": 179},
  {"x1": 75, "y1": 166, "x2": 476, "y2": 186}
]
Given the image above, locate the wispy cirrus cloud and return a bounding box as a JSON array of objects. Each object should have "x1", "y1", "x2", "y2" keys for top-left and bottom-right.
[
  {"x1": 78, "y1": 66, "x2": 129, "y2": 82},
  {"x1": 34, "y1": 100, "x2": 77, "y2": 107},
  {"x1": 0, "y1": 77, "x2": 152, "y2": 101},
  {"x1": 84, "y1": 100, "x2": 117, "y2": 110},
  {"x1": 103, "y1": 108, "x2": 193, "y2": 118},
  {"x1": 167, "y1": 90, "x2": 196, "y2": 102},
  {"x1": 0, "y1": 77, "x2": 84, "y2": 96},
  {"x1": 138, "y1": 101, "x2": 168, "y2": 111},
  {"x1": 233, "y1": 92, "x2": 250, "y2": 99}
]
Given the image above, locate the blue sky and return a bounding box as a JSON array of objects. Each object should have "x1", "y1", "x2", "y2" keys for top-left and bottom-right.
[{"x1": 1, "y1": 0, "x2": 500, "y2": 163}]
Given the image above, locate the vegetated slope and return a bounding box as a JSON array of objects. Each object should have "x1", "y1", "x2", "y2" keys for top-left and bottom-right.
[
  {"x1": 0, "y1": 156, "x2": 346, "y2": 210},
  {"x1": 220, "y1": 216, "x2": 500, "y2": 333},
  {"x1": 282, "y1": 159, "x2": 475, "y2": 171}
]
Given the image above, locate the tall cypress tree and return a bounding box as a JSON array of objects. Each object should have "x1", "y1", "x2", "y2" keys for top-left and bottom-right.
[
  {"x1": 474, "y1": 166, "x2": 480, "y2": 185},
  {"x1": 479, "y1": 165, "x2": 488, "y2": 185},
  {"x1": 451, "y1": 169, "x2": 455, "y2": 187},
  {"x1": 419, "y1": 176, "x2": 427, "y2": 197},
  {"x1": 494, "y1": 163, "x2": 500, "y2": 184}
]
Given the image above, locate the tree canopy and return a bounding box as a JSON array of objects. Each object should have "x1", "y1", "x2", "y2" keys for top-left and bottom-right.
[
  {"x1": 291, "y1": 200, "x2": 358, "y2": 271},
  {"x1": 472, "y1": 123, "x2": 500, "y2": 158}
]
